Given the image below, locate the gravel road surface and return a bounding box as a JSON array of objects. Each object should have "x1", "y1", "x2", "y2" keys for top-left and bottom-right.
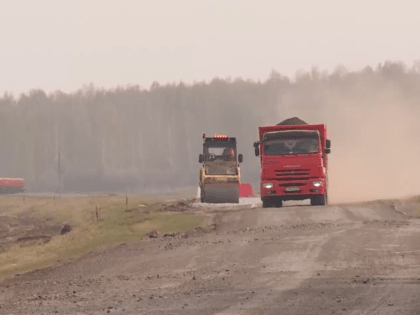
[{"x1": 1, "y1": 197, "x2": 420, "y2": 314}]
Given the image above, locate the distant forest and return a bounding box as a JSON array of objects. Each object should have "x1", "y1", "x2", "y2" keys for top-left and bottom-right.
[{"x1": 1, "y1": 61, "x2": 420, "y2": 195}]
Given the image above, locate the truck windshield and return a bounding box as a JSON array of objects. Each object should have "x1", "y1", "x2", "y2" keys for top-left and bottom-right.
[{"x1": 263, "y1": 138, "x2": 319, "y2": 155}]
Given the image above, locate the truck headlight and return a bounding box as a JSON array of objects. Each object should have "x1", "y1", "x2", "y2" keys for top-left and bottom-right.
[
  {"x1": 263, "y1": 182, "x2": 273, "y2": 189},
  {"x1": 312, "y1": 181, "x2": 323, "y2": 187}
]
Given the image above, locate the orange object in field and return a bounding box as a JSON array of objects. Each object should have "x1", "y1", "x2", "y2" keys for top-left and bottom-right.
[
  {"x1": 0, "y1": 178, "x2": 24, "y2": 188},
  {"x1": 239, "y1": 183, "x2": 255, "y2": 197}
]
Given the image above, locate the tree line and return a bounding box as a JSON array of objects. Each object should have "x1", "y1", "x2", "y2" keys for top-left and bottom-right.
[{"x1": 1, "y1": 61, "x2": 419, "y2": 195}]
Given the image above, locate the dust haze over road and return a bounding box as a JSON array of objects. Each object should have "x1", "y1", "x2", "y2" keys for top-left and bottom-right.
[
  {"x1": 1, "y1": 62, "x2": 420, "y2": 204},
  {"x1": 277, "y1": 65, "x2": 420, "y2": 203}
]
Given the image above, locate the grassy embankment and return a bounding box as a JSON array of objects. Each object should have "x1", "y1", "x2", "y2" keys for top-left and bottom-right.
[
  {"x1": 0, "y1": 193, "x2": 203, "y2": 279},
  {"x1": 409, "y1": 195, "x2": 420, "y2": 216}
]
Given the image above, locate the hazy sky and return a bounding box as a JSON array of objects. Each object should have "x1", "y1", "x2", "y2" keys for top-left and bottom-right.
[{"x1": 1, "y1": 0, "x2": 419, "y2": 95}]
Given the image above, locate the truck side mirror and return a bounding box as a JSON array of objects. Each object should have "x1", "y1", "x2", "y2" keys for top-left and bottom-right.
[
  {"x1": 324, "y1": 148, "x2": 331, "y2": 154},
  {"x1": 326, "y1": 139, "x2": 331, "y2": 149},
  {"x1": 199, "y1": 154, "x2": 203, "y2": 163},
  {"x1": 254, "y1": 141, "x2": 260, "y2": 156},
  {"x1": 238, "y1": 154, "x2": 243, "y2": 163}
]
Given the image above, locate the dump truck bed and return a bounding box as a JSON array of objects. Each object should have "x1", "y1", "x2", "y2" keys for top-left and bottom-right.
[{"x1": 259, "y1": 124, "x2": 327, "y2": 146}]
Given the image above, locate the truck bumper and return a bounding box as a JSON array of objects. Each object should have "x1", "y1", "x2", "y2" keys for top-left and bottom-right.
[{"x1": 260, "y1": 178, "x2": 326, "y2": 201}]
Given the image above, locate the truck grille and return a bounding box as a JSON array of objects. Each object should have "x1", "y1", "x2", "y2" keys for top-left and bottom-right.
[
  {"x1": 278, "y1": 182, "x2": 306, "y2": 187},
  {"x1": 274, "y1": 169, "x2": 310, "y2": 181}
]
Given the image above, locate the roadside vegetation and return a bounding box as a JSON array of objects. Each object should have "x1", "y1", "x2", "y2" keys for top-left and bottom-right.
[
  {"x1": 409, "y1": 195, "x2": 420, "y2": 216},
  {"x1": 0, "y1": 194, "x2": 203, "y2": 279}
]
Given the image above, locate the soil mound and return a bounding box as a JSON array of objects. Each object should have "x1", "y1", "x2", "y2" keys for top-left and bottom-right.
[{"x1": 277, "y1": 117, "x2": 308, "y2": 125}]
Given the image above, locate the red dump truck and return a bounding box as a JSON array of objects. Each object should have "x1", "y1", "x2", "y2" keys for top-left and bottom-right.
[
  {"x1": 254, "y1": 117, "x2": 331, "y2": 208},
  {"x1": 0, "y1": 178, "x2": 25, "y2": 194}
]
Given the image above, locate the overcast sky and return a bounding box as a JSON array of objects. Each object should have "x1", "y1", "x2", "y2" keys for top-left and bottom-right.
[{"x1": 1, "y1": 0, "x2": 419, "y2": 95}]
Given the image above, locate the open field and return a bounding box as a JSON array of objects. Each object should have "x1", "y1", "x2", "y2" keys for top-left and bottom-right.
[{"x1": 0, "y1": 193, "x2": 205, "y2": 280}]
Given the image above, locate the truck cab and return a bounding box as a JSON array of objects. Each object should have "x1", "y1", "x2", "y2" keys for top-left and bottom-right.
[
  {"x1": 254, "y1": 118, "x2": 331, "y2": 208},
  {"x1": 199, "y1": 134, "x2": 243, "y2": 203}
]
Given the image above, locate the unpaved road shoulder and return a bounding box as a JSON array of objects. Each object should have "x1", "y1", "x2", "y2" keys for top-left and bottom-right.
[{"x1": 1, "y1": 199, "x2": 420, "y2": 314}]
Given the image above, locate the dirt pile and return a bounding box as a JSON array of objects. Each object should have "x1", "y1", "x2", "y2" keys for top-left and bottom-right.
[
  {"x1": 154, "y1": 199, "x2": 195, "y2": 212},
  {"x1": 276, "y1": 117, "x2": 308, "y2": 125}
]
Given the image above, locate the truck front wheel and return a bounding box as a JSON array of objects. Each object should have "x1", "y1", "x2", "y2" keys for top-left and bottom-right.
[
  {"x1": 311, "y1": 195, "x2": 327, "y2": 206},
  {"x1": 262, "y1": 200, "x2": 272, "y2": 208},
  {"x1": 262, "y1": 197, "x2": 282, "y2": 208},
  {"x1": 274, "y1": 200, "x2": 283, "y2": 208}
]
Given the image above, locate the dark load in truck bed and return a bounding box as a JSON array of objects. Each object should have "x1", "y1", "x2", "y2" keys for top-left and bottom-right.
[{"x1": 276, "y1": 117, "x2": 308, "y2": 126}]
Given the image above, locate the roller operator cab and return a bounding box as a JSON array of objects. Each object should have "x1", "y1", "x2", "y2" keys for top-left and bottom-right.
[
  {"x1": 199, "y1": 134, "x2": 243, "y2": 203},
  {"x1": 254, "y1": 117, "x2": 331, "y2": 208}
]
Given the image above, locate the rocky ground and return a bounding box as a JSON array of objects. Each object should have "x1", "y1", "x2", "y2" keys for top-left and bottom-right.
[{"x1": 1, "y1": 197, "x2": 420, "y2": 314}]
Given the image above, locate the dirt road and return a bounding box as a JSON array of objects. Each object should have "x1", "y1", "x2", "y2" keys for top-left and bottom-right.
[{"x1": 1, "y1": 197, "x2": 420, "y2": 314}]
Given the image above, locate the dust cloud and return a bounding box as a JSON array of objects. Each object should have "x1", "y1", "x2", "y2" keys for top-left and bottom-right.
[
  {"x1": 0, "y1": 61, "x2": 419, "y2": 202},
  {"x1": 278, "y1": 64, "x2": 420, "y2": 203}
]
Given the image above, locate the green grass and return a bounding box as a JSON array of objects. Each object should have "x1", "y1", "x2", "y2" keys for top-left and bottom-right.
[
  {"x1": 0, "y1": 194, "x2": 204, "y2": 279},
  {"x1": 409, "y1": 195, "x2": 420, "y2": 216},
  {"x1": 410, "y1": 195, "x2": 420, "y2": 203}
]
